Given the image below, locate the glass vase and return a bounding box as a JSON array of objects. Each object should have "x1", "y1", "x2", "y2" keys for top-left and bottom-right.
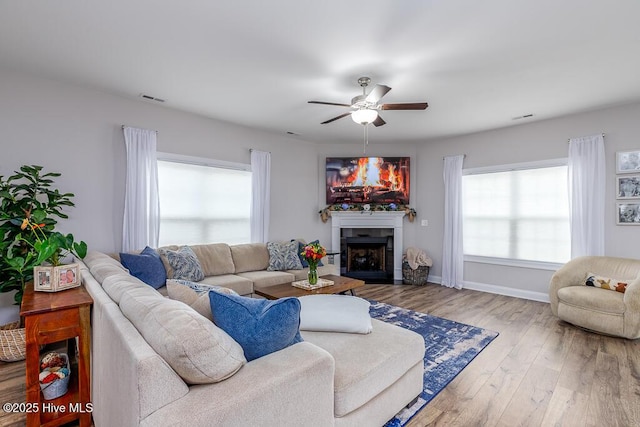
[{"x1": 308, "y1": 264, "x2": 318, "y2": 285}]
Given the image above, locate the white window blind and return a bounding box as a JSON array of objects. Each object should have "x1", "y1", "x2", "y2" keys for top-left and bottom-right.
[
  {"x1": 462, "y1": 161, "x2": 570, "y2": 264},
  {"x1": 157, "y1": 156, "x2": 251, "y2": 246}
]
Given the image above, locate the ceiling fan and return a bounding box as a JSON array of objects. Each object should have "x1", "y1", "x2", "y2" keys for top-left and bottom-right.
[{"x1": 308, "y1": 76, "x2": 428, "y2": 127}]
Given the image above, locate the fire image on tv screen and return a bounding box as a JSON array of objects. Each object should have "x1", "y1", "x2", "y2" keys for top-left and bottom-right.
[{"x1": 326, "y1": 157, "x2": 410, "y2": 205}]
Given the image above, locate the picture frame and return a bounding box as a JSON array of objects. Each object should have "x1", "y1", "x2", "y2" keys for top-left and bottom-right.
[
  {"x1": 616, "y1": 150, "x2": 640, "y2": 174},
  {"x1": 616, "y1": 175, "x2": 640, "y2": 199},
  {"x1": 33, "y1": 263, "x2": 81, "y2": 292},
  {"x1": 34, "y1": 266, "x2": 53, "y2": 291},
  {"x1": 616, "y1": 203, "x2": 640, "y2": 225}
]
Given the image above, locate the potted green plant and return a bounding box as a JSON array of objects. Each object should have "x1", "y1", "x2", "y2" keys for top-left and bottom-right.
[
  {"x1": 0, "y1": 165, "x2": 87, "y2": 303},
  {"x1": 0, "y1": 165, "x2": 86, "y2": 362}
]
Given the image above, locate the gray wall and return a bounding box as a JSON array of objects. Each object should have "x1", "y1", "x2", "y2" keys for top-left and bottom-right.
[
  {"x1": 0, "y1": 69, "x2": 325, "y2": 254},
  {"x1": 415, "y1": 103, "x2": 640, "y2": 298},
  {"x1": 2, "y1": 68, "x2": 639, "y2": 313}
]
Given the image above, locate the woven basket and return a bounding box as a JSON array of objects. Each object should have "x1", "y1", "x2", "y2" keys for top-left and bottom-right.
[
  {"x1": 0, "y1": 321, "x2": 26, "y2": 362},
  {"x1": 402, "y1": 261, "x2": 430, "y2": 286}
]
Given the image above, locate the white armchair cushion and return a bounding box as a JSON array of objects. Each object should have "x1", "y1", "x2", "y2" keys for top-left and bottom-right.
[{"x1": 298, "y1": 294, "x2": 372, "y2": 334}]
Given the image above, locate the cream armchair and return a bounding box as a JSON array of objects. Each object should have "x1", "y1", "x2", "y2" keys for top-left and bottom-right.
[{"x1": 549, "y1": 256, "x2": 640, "y2": 339}]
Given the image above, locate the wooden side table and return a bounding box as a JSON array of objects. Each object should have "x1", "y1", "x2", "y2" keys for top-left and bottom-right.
[{"x1": 20, "y1": 282, "x2": 93, "y2": 427}]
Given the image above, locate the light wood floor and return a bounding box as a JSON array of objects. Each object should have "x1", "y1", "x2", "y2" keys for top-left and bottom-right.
[
  {"x1": 1, "y1": 283, "x2": 638, "y2": 427},
  {"x1": 358, "y1": 283, "x2": 640, "y2": 427}
]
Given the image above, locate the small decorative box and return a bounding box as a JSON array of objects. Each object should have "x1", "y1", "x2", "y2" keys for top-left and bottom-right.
[{"x1": 292, "y1": 278, "x2": 334, "y2": 290}]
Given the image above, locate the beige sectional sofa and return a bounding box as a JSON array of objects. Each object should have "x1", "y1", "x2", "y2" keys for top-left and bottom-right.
[
  {"x1": 142, "y1": 242, "x2": 339, "y2": 296},
  {"x1": 81, "y1": 242, "x2": 426, "y2": 426}
]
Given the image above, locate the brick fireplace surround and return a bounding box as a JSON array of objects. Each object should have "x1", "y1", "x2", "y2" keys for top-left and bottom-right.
[{"x1": 330, "y1": 211, "x2": 406, "y2": 282}]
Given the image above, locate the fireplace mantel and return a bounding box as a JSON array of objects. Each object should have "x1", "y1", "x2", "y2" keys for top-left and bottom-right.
[{"x1": 330, "y1": 211, "x2": 406, "y2": 282}]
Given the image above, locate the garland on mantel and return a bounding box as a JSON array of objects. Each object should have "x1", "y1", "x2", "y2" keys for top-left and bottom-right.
[{"x1": 319, "y1": 203, "x2": 417, "y2": 223}]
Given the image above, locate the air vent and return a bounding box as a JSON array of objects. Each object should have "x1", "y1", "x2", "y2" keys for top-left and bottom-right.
[
  {"x1": 139, "y1": 94, "x2": 166, "y2": 103},
  {"x1": 512, "y1": 113, "x2": 534, "y2": 121}
]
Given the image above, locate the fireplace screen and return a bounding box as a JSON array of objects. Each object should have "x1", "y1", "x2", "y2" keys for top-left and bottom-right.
[{"x1": 346, "y1": 237, "x2": 387, "y2": 273}]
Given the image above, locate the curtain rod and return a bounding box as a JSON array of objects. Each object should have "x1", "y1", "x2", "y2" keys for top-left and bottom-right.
[
  {"x1": 121, "y1": 125, "x2": 158, "y2": 133},
  {"x1": 567, "y1": 133, "x2": 605, "y2": 143},
  {"x1": 442, "y1": 154, "x2": 467, "y2": 160}
]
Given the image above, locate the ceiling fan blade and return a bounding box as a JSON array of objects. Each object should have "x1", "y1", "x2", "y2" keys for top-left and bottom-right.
[
  {"x1": 321, "y1": 112, "x2": 352, "y2": 124},
  {"x1": 365, "y1": 84, "x2": 391, "y2": 103},
  {"x1": 381, "y1": 102, "x2": 429, "y2": 110},
  {"x1": 372, "y1": 115, "x2": 386, "y2": 127},
  {"x1": 308, "y1": 101, "x2": 352, "y2": 107}
]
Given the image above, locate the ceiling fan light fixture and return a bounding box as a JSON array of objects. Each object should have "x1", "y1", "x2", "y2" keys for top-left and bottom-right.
[{"x1": 351, "y1": 108, "x2": 378, "y2": 125}]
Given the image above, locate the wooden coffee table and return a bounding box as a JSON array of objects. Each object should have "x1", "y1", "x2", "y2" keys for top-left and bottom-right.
[{"x1": 254, "y1": 274, "x2": 365, "y2": 300}]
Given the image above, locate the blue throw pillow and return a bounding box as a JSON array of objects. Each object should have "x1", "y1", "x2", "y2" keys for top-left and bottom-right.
[
  {"x1": 119, "y1": 246, "x2": 167, "y2": 289},
  {"x1": 208, "y1": 292, "x2": 303, "y2": 361},
  {"x1": 295, "y1": 240, "x2": 324, "y2": 267}
]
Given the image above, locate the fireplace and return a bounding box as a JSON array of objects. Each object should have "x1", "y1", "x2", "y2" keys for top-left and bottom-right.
[
  {"x1": 344, "y1": 236, "x2": 391, "y2": 281},
  {"x1": 330, "y1": 211, "x2": 406, "y2": 283}
]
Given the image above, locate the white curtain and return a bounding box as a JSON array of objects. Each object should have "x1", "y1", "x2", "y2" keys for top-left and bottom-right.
[
  {"x1": 122, "y1": 127, "x2": 160, "y2": 252},
  {"x1": 442, "y1": 155, "x2": 465, "y2": 289},
  {"x1": 568, "y1": 134, "x2": 605, "y2": 258},
  {"x1": 250, "y1": 150, "x2": 271, "y2": 243}
]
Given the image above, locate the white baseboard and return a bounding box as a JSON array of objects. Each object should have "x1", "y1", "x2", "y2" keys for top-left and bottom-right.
[{"x1": 427, "y1": 275, "x2": 550, "y2": 303}]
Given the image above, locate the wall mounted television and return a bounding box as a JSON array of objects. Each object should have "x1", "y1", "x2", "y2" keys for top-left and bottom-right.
[{"x1": 325, "y1": 157, "x2": 410, "y2": 205}]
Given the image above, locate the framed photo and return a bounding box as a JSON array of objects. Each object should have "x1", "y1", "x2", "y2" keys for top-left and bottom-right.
[
  {"x1": 56, "y1": 264, "x2": 80, "y2": 290},
  {"x1": 616, "y1": 175, "x2": 640, "y2": 199},
  {"x1": 33, "y1": 263, "x2": 81, "y2": 292},
  {"x1": 34, "y1": 266, "x2": 53, "y2": 291},
  {"x1": 616, "y1": 150, "x2": 640, "y2": 174},
  {"x1": 616, "y1": 203, "x2": 640, "y2": 225}
]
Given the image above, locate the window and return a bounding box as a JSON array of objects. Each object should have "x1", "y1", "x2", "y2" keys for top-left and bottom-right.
[
  {"x1": 157, "y1": 154, "x2": 251, "y2": 246},
  {"x1": 462, "y1": 159, "x2": 570, "y2": 266}
]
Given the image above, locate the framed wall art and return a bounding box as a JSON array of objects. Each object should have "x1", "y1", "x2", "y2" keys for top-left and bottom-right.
[
  {"x1": 617, "y1": 175, "x2": 640, "y2": 199},
  {"x1": 616, "y1": 203, "x2": 640, "y2": 225},
  {"x1": 616, "y1": 150, "x2": 640, "y2": 174}
]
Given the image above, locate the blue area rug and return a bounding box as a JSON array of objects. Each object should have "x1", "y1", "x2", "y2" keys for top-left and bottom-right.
[{"x1": 368, "y1": 300, "x2": 499, "y2": 427}]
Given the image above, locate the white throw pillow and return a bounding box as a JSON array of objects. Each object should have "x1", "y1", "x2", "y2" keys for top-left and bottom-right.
[{"x1": 298, "y1": 294, "x2": 373, "y2": 334}]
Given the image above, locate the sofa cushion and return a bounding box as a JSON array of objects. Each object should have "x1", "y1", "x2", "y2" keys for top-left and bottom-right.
[
  {"x1": 230, "y1": 243, "x2": 269, "y2": 273},
  {"x1": 298, "y1": 295, "x2": 372, "y2": 334},
  {"x1": 302, "y1": 319, "x2": 425, "y2": 417},
  {"x1": 209, "y1": 292, "x2": 303, "y2": 362},
  {"x1": 119, "y1": 246, "x2": 167, "y2": 289},
  {"x1": 558, "y1": 285, "x2": 626, "y2": 314},
  {"x1": 120, "y1": 290, "x2": 246, "y2": 384},
  {"x1": 102, "y1": 274, "x2": 159, "y2": 304},
  {"x1": 84, "y1": 251, "x2": 129, "y2": 284},
  {"x1": 236, "y1": 270, "x2": 295, "y2": 288},
  {"x1": 189, "y1": 244, "x2": 235, "y2": 276},
  {"x1": 267, "y1": 241, "x2": 303, "y2": 271},
  {"x1": 198, "y1": 275, "x2": 254, "y2": 296},
  {"x1": 166, "y1": 279, "x2": 238, "y2": 321},
  {"x1": 585, "y1": 272, "x2": 629, "y2": 293},
  {"x1": 158, "y1": 246, "x2": 205, "y2": 282}
]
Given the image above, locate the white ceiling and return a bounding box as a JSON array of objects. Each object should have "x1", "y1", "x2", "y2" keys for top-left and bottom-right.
[{"x1": 2, "y1": 1, "x2": 640, "y2": 144}]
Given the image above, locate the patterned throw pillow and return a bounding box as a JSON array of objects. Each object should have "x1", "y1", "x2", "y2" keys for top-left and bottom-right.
[
  {"x1": 158, "y1": 246, "x2": 205, "y2": 281},
  {"x1": 585, "y1": 273, "x2": 628, "y2": 293},
  {"x1": 166, "y1": 279, "x2": 238, "y2": 321},
  {"x1": 266, "y1": 241, "x2": 303, "y2": 271}
]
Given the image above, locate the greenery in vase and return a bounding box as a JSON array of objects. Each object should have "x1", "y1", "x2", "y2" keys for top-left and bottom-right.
[{"x1": 0, "y1": 165, "x2": 87, "y2": 304}]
